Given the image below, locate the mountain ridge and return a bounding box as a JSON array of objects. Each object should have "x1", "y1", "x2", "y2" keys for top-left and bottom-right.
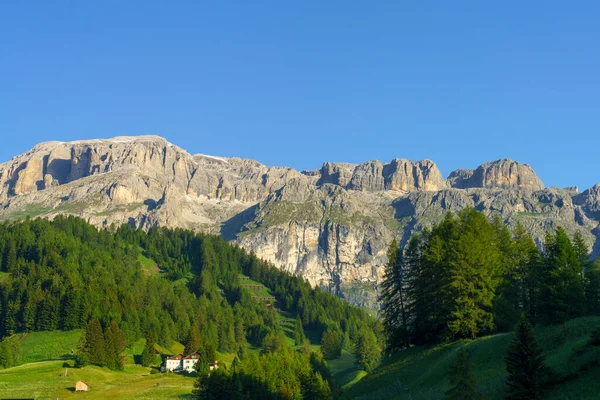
[{"x1": 1, "y1": 135, "x2": 597, "y2": 307}]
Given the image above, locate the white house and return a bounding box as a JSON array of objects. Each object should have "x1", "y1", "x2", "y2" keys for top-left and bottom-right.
[
  {"x1": 182, "y1": 353, "x2": 201, "y2": 372},
  {"x1": 163, "y1": 353, "x2": 202, "y2": 372},
  {"x1": 163, "y1": 354, "x2": 184, "y2": 372}
]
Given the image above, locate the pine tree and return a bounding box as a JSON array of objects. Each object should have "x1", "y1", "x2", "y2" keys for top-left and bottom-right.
[
  {"x1": 379, "y1": 239, "x2": 410, "y2": 352},
  {"x1": 585, "y1": 259, "x2": 600, "y2": 315},
  {"x1": 105, "y1": 320, "x2": 125, "y2": 370},
  {"x1": 185, "y1": 324, "x2": 202, "y2": 355},
  {"x1": 141, "y1": 330, "x2": 157, "y2": 367},
  {"x1": 539, "y1": 227, "x2": 585, "y2": 324},
  {"x1": 294, "y1": 314, "x2": 306, "y2": 346},
  {"x1": 444, "y1": 349, "x2": 482, "y2": 400},
  {"x1": 320, "y1": 329, "x2": 342, "y2": 360},
  {"x1": 448, "y1": 209, "x2": 502, "y2": 340},
  {"x1": 79, "y1": 319, "x2": 105, "y2": 367},
  {"x1": 354, "y1": 328, "x2": 381, "y2": 372},
  {"x1": 505, "y1": 316, "x2": 546, "y2": 399}
]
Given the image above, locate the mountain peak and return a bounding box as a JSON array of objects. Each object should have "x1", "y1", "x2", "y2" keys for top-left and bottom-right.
[{"x1": 448, "y1": 159, "x2": 544, "y2": 190}]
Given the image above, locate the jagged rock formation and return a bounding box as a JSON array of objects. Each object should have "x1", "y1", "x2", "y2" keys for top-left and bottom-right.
[
  {"x1": 447, "y1": 159, "x2": 544, "y2": 190},
  {"x1": 1, "y1": 136, "x2": 598, "y2": 308}
]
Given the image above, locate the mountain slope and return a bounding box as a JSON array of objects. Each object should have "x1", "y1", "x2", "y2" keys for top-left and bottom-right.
[
  {"x1": 1, "y1": 135, "x2": 598, "y2": 307},
  {"x1": 341, "y1": 317, "x2": 600, "y2": 400}
]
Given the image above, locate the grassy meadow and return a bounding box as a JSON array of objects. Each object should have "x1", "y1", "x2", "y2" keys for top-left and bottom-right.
[{"x1": 342, "y1": 317, "x2": 600, "y2": 400}]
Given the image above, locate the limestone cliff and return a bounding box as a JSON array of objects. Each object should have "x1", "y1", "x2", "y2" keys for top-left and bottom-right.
[{"x1": 0, "y1": 136, "x2": 597, "y2": 308}]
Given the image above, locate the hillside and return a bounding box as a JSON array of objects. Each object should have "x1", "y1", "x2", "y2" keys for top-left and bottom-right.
[
  {"x1": 0, "y1": 216, "x2": 377, "y2": 399},
  {"x1": 1, "y1": 136, "x2": 599, "y2": 307},
  {"x1": 342, "y1": 317, "x2": 600, "y2": 400}
]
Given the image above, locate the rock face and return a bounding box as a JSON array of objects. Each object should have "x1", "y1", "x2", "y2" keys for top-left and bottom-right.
[
  {"x1": 448, "y1": 159, "x2": 544, "y2": 190},
  {"x1": 1, "y1": 136, "x2": 597, "y2": 308}
]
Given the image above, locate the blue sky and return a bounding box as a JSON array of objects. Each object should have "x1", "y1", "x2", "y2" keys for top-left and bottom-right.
[{"x1": 1, "y1": 1, "x2": 599, "y2": 190}]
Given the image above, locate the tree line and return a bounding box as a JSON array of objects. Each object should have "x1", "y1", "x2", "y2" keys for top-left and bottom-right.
[{"x1": 381, "y1": 208, "x2": 600, "y2": 352}]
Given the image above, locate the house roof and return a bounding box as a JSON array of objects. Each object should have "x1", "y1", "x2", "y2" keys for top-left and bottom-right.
[
  {"x1": 166, "y1": 354, "x2": 183, "y2": 360},
  {"x1": 183, "y1": 352, "x2": 201, "y2": 360}
]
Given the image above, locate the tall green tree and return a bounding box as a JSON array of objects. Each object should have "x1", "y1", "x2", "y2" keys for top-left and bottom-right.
[
  {"x1": 505, "y1": 316, "x2": 546, "y2": 400},
  {"x1": 140, "y1": 330, "x2": 157, "y2": 367},
  {"x1": 444, "y1": 349, "x2": 482, "y2": 400},
  {"x1": 105, "y1": 320, "x2": 126, "y2": 370},
  {"x1": 320, "y1": 329, "x2": 342, "y2": 360},
  {"x1": 79, "y1": 319, "x2": 105, "y2": 367},
  {"x1": 354, "y1": 328, "x2": 381, "y2": 372},
  {"x1": 539, "y1": 227, "x2": 585, "y2": 324},
  {"x1": 379, "y1": 239, "x2": 410, "y2": 352},
  {"x1": 185, "y1": 324, "x2": 202, "y2": 355},
  {"x1": 448, "y1": 209, "x2": 502, "y2": 339},
  {"x1": 294, "y1": 314, "x2": 306, "y2": 346}
]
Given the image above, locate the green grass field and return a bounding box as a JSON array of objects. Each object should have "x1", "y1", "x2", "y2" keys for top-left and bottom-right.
[
  {"x1": 342, "y1": 317, "x2": 600, "y2": 400},
  {"x1": 0, "y1": 360, "x2": 194, "y2": 400}
]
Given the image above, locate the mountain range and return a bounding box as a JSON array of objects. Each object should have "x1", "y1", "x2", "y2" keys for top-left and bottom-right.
[{"x1": 2, "y1": 135, "x2": 599, "y2": 307}]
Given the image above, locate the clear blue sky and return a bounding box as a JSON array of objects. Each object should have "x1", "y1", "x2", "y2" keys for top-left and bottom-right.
[{"x1": 1, "y1": 1, "x2": 599, "y2": 190}]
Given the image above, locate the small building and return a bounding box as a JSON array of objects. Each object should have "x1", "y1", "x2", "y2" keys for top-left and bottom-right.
[
  {"x1": 164, "y1": 354, "x2": 183, "y2": 372},
  {"x1": 163, "y1": 352, "x2": 203, "y2": 372},
  {"x1": 75, "y1": 380, "x2": 88, "y2": 392},
  {"x1": 209, "y1": 360, "x2": 219, "y2": 371},
  {"x1": 182, "y1": 352, "x2": 201, "y2": 372}
]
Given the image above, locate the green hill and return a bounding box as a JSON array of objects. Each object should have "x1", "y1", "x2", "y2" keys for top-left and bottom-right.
[
  {"x1": 0, "y1": 360, "x2": 194, "y2": 400},
  {"x1": 342, "y1": 317, "x2": 600, "y2": 400}
]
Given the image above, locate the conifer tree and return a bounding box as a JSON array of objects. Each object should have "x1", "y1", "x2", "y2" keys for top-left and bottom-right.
[
  {"x1": 539, "y1": 227, "x2": 585, "y2": 324},
  {"x1": 79, "y1": 319, "x2": 105, "y2": 367},
  {"x1": 379, "y1": 239, "x2": 410, "y2": 351},
  {"x1": 294, "y1": 314, "x2": 306, "y2": 346},
  {"x1": 505, "y1": 316, "x2": 546, "y2": 400},
  {"x1": 444, "y1": 349, "x2": 482, "y2": 400},
  {"x1": 141, "y1": 330, "x2": 156, "y2": 367},
  {"x1": 354, "y1": 328, "x2": 381, "y2": 372},
  {"x1": 448, "y1": 209, "x2": 502, "y2": 339},
  {"x1": 105, "y1": 320, "x2": 125, "y2": 370},
  {"x1": 185, "y1": 324, "x2": 202, "y2": 355},
  {"x1": 320, "y1": 329, "x2": 342, "y2": 360},
  {"x1": 585, "y1": 259, "x2": 600, "y2": 315}
]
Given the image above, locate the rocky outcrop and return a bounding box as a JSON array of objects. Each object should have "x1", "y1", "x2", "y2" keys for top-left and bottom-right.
[
  {"x1": 318, "y1": 158, "x2": 445, "y2": 192},
  {"x1": 0, "y1": 136, "x2": 596, "y2": 309},
  {"x1": 448, "y1": 159, "x2": 544, "y2": 190}
]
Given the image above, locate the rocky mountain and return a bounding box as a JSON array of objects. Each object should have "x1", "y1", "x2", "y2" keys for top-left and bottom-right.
[{"x1": 1, "y1": 136, "x2": 598, "y2": 308}]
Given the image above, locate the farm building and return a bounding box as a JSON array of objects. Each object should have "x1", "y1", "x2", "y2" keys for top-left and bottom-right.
[{"x1": 75, "y1": 380, "x2": 88, "y2": 392}]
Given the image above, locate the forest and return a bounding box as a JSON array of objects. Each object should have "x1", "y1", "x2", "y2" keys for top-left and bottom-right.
[
  {"x1": 0, "y1": 216, "x2": 382, "y2": 399},
  {"x1": 380, "y1": 208, "x2": 600, "y2": 399}
]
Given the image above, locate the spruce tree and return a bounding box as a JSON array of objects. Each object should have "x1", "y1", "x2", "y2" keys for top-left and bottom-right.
[
  {"x1": 539, "y1": 227, "x2": 585, "y2": 324},
  {"x1": 294, "y1": 314, "x2": 306, "y2": 346},
  {"x1": 448, "y1": 209, "x2": 502, "y2": 340},
  {"x1": 379, "y1": 239, "x2": 410, "y2": 351},
  {"x1": 80, "y1": 319, "x2": 105, "y2": 367},
  {"x1": 354, "y1": 328, "x2": 381, "y2": 372},
  {"x1": 105, "y1": 320, "x2": 125, "y2": 370},
  {"x1": 444, "y1": 349, "x2": 482, "y2": 400},
  {"x1": 184, "y1": 324, "x2": 202, "y2": 355},
  {"x1": 505, "y1": 316, "x2": 546, "y2": 400},
  {"x1": 141, "y1": 330, "x2": 156, "y2": 367},
  {"x1": 585, "y1": 260, "x2": 600, "y2": 315},
  {"x1": 320, "y1": 329, "x2": 342, "y2": 360}
]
